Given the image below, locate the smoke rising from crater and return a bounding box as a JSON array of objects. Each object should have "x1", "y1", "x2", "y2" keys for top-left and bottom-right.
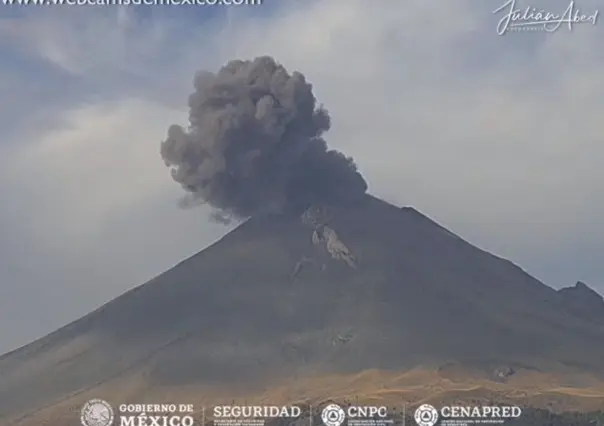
[{"x1": 160, "y1": 56, "x2": 367, "y2": 221}]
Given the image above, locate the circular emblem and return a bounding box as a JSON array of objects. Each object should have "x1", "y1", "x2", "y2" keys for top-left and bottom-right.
[
  {"x1": 81, "y1": 399, "x2": 114, "y2": 426},
  {"x1": 321, "y1": 403, "x2": 346, "y2": 426},
  {"x1": 414, "y1": 404, "x2": 438, "y2": 426}
]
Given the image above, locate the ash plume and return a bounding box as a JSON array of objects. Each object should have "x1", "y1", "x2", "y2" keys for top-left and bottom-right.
[{"x1": 160, "y1": 56, "x2": 367, "y2": 221}]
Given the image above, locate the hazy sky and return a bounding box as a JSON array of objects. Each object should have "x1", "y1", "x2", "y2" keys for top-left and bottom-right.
[{"x1": 0, "y1": 0, "x2": 602, "y2": 355}]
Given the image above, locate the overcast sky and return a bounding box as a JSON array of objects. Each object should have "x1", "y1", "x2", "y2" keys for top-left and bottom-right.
[{"x1": 0, "y1": 0, "x2": 602, "y2": 355}]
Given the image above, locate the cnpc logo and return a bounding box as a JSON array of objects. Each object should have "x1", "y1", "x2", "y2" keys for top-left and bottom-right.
[{"x1": 321, "y1": 403, "x2": 388, "y2": 426}]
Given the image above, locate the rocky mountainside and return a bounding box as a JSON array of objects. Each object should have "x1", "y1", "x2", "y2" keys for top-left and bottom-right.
[
  {"x1": 1, "y1": 194, "x2": 603, "y2": 423},
  {"x1": 558, "y1": 281, "x2": 604, "y2": 323}
]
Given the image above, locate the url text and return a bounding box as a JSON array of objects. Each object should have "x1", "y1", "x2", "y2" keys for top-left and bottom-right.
[{"x1": 3, "y1": 0, "x2": 261, "y2": 6}]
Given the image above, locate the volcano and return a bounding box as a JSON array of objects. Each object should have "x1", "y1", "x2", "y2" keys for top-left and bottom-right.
[{"x1": 2, "y1": 195, "x2": 604, "y2": 424}]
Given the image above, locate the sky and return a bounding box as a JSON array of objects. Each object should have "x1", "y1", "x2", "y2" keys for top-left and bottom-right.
[{"x1": 0, "y1": 0, "x2": 603, "y2": 355}]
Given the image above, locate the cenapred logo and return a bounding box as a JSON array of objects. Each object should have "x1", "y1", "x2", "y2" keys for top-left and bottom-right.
[
  {"x1": 413, "y1": 403, "x2": 522, "y2": 425},
  {"x1": 321, "y1": 404, "x2": 346, "y2": 426},
  {"x1": 81, "y1": 399, "x2": 115, "y2": 426},
  {"x1": 413, "y1": 404, "x2": 438, "y2": 426}
]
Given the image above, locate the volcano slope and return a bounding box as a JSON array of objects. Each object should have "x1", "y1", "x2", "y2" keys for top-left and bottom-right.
[{"x1": 2, "y1": 195, "x2": 604, "y2": 424}]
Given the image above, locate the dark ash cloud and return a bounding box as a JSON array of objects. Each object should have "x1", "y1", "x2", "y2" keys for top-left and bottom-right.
[{"x1": 160, "y1": 56, "x2": 367, "y2": 221}]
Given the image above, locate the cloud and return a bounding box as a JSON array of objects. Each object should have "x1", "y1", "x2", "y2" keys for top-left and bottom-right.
[
  {"x1": 6, "y1": 99, "x2": 183, "y2": 243},
  {"x1": 0, "y1": 0, "x2": 603, "y2": 353},
  {"x1": 1, "y1": 8, "x2": 162, "y2": 76}
]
